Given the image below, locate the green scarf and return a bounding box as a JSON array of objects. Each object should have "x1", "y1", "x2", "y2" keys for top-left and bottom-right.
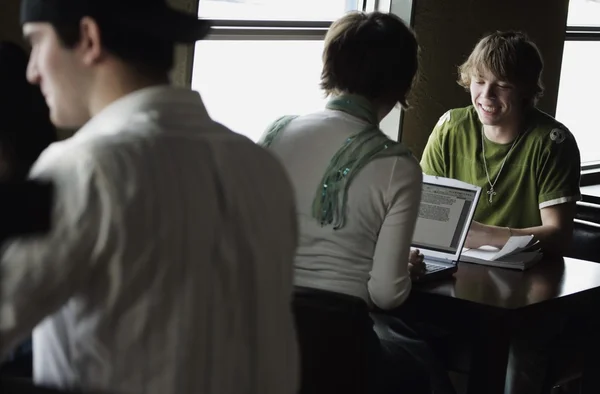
[{"x1": 259, "y1": 94, "x2": 410, "y2": 229}]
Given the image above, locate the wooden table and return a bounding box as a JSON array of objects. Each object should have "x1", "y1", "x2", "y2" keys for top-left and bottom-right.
[{"x1": 397, "y1": 257, "x2": 600, "y2": 394}]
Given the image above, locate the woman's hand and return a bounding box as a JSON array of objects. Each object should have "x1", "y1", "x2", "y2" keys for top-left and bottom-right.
[{"x1": 408, "y1": 248, "x2": 426, "y2": 280}]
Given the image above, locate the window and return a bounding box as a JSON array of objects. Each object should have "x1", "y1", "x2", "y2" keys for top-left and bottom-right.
[
  {"x1": 191, "y1": 0, "x2": 413, "y2": 142},
  {"x1": 199, "y1": 0, "x2": 357, "y2": 21},
  {"x1": 563, "y1": 0, "x2": 600, "y2": 26},
  {"x1": 193, "y1": 40, "x2": 326, "y2": 142},
  {"x1": 556, "y1": 0, "x2": 600, "y2": 167},
  {"x1": 556, "y1": 41, "x2": 600, "y2": 165}
]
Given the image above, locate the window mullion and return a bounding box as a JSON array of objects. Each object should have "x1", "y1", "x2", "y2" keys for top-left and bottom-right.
[
  {"x1": 208, "y1": 20, "x2": 332, "y2": 29},
  {"x1": 206, "y1": 28, "x2": 327, "y2": 41},
  {"x1": 204, "y1": 20, "x2": 331, "y2": 41},
  {"x1": 377, "y1": 0, "x2": 392, "y2": 12},
  {"x1": 565, "y1": 25, "x2": 600, "y2": 41},
  {"x1": 364, "y1": 0, "x2": 377, "y2": 12}
]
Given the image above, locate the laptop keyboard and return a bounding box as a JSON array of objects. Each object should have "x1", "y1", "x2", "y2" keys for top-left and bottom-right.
[{"x1": 424, "y1": 263, "x2": 446, "y2": 273}]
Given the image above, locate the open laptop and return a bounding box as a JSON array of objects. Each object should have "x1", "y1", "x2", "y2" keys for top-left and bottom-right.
[{"x1": 412, "y1": 174, "x2": 481, "y2": 282}]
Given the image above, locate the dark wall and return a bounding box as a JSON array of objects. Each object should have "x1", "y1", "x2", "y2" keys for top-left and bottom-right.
[
  {"x1": 402, "y1": 0, "x2": 570, "y2": 158},
  {"x1": 0, "y1": 0, "x2": 26, "y2": 47}
]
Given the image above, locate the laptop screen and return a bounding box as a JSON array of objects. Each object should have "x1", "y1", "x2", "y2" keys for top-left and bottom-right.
[{"x1": 412, "y1": 181, "x2": 478, "y2": 255}]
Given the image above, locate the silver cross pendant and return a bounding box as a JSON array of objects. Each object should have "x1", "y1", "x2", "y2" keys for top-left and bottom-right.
[{"x1": 487, "y1": 187, "x2": 497, "y2": 203}]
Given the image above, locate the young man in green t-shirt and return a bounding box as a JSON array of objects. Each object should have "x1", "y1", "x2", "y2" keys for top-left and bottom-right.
[
  {"x1": 420, "y1": 31, "x2": 581, "y2": 394},
  {"x1": 421, "y1": 31, "x2": 581, "y2": 256}
]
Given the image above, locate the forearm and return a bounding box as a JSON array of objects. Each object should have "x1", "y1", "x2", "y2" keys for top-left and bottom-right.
[
  {"x1": 513, "y1": 224, "x2": 570, "y2": 255},
  {"x1": 485, "y1": 224, "x2": 568, "y2": 255}
]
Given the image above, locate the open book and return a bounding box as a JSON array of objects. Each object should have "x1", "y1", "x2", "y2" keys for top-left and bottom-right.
[{"x1": 460, "y1": 235, "x2": 542, "y2": 270}]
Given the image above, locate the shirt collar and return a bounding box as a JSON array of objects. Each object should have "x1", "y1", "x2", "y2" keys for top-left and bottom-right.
[{"x1": 76, "y1": 85, "x2": 210, "y2": 137}]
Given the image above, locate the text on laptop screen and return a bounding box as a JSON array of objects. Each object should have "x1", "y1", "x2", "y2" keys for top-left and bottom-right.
[{"x1": 412, "y1": 182, "x2": 477, "y2": 254}]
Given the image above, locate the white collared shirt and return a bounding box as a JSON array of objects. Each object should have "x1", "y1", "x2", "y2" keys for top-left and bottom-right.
[{"x1": 0, "y1": 86, "x2": 299, "y2": 394}]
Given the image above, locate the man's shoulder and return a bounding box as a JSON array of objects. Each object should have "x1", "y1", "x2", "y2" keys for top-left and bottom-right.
[
  {"x1": 526, "y1": 109, "x2": 577, "y2": 150},
  {"x1": 198, "y1": 127, "x2": 294, "y2": 194},
  {"x1": 30, "y1": 137, "x2": 95, "y2": 179},
  {"x1": 434, "y1": 106, "x2": 478, "y2": 133},
  {"x1": 240, "y1": 143, "x2": 294, "y2": 191}
]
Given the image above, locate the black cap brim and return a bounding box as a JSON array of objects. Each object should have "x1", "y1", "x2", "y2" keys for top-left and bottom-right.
[
  {"x1": 21, "y1": 0, "x2": 212, "y2": 43},
  {"x1": 122, "y1": 9, "x2": 212, "y2": 43}
]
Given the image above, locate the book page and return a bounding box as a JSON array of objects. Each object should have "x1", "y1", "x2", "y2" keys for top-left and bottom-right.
[
  {"x1": 462, "y1": 245, "x2": 499, "y2": 260},
  {"x1": 462, "y1": 235, "x2": 535, "y2": 261},
  {"x1": 493, "y1": 235, "x2": 535, "y2": 260}
]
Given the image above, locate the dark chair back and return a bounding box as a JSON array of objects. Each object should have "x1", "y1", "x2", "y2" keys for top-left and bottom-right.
[
  {"x1": 566, "y1": 219, "x2": 600, "y2": 263},
  {"x1": 575, "y1": 201, "x2": 600, "y2": 224}
]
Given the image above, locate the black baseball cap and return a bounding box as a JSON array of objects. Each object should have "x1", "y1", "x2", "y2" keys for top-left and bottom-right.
[{"x1": 21, "y1": 0, "x2": 212, "y2": 43}]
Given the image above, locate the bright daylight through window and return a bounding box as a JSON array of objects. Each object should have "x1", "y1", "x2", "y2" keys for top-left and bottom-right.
[
  {"x1": 198, "y1": 0, "x2": 357, "y2": 21},
  {"x1": 192, "y1": 0, "x2": 360, "y2": 142},
  {"x1": 192, "y1": 39, "x2": 326, "y2": 142},
  {"x1": 556, "y1": 0, "x2": 600, "y2": 166}
]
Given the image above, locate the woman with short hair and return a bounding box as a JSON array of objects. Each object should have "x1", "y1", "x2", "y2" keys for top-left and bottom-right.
[{"x1": 260, "y1": 11, "x2": 428, "y2": 394}]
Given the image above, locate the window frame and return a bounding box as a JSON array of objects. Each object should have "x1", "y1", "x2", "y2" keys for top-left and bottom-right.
[
  {"x1": 562, "y1": 7, "x2": 600, "y2": 177},
  {"x1": 198, "y1": 0, "x2": 369, "y2": 46},
  {"x1": 192, "y1": 0, "x2": 416, "y2": 141}
]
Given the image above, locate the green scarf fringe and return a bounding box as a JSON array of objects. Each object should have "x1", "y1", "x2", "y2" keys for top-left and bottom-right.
[{"x1": 259, "y1": 94, "x2": 410, "y2": 229}]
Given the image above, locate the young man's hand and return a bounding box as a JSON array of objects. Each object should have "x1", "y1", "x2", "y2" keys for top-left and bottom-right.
[{"x1": 466, "y1": 221, "x2": 511, "y2": 249}]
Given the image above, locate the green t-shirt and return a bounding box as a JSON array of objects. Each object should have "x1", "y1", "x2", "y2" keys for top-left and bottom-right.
[{"x1": 420, "y1": 106, "x2": 581, "y2": 228}]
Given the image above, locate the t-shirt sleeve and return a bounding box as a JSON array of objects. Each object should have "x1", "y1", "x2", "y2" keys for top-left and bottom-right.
[
  {"x1": 537, "y1": 128, "x2": 581, "y2": 208},
  {"x1": 420, "y1": 111, "x2": 450, "y2": 177}
]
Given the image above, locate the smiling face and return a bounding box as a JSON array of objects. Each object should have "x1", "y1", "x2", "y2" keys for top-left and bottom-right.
[
  {"x1": 459, "y1": 32, "x2": 545, "y2": 131},
  {"x1": 23, "y1": 22, "x2": 91, "y2": 128},
  {"x1": 469, "y1": 69, "x2": 525, "y2": 129}
]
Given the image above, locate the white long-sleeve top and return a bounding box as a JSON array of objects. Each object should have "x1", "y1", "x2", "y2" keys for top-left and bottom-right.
[
  {"x1": 265, "y1": 109, "x2": 422, "y2": 310},
  {"x1": 0, "y1": 86, "x2": 299, "y2": 394}
]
